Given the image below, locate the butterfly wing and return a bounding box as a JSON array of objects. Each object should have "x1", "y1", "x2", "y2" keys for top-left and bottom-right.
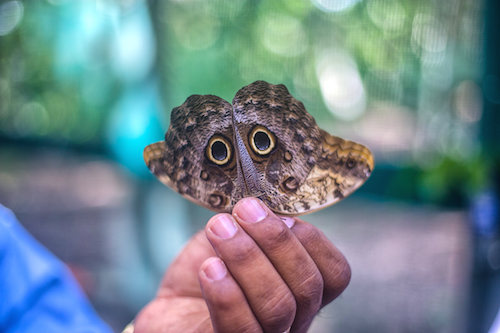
[
  {"x1": 232, "y1": 81, "x2": 373, "y2": 215},
  {"x1": 144, "y1": 94, "x2": 239, "y2": 213},
  {"x1": 231, "y1": 81, "x2": 322, "y2": 214},
  {"x1": 145, "y1": 81, "x2": 374, "y2": 216},
  {"x1": 278, "y1": 130, "x2": 374, "y2": 215}
]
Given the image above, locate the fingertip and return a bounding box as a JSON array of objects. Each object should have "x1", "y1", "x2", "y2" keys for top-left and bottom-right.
[
  {"x1": 206, "y1": 213, "x2": 238, "y2": 239},
  {"x1": 233, "y1": 197, "x2": 268, "y2": 223},
  {"x1": 200, "y1": 257, "x2": 227, "y2": 282}
]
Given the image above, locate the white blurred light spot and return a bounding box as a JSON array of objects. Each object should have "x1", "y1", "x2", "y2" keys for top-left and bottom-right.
[
  {"x1": 412, "y1": 13, "x2": 447, "y2": 54},
  {"x1": 316, "y1": 51, "x2": 366, "y2": 120},
  {"x1": 312, "y1": 0, "x2": 361, "y2": 13},
  {"x1": 0, "y1": 1, "x2": 23, "y2": 36}
]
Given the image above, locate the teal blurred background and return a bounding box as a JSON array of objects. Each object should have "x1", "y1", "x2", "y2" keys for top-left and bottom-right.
[{"x1": 0, "y1": 0, "x2": 499, "y2": 332}]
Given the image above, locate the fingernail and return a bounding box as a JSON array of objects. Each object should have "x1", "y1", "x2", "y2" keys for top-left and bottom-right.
[
  {"x1": 280, "y1": 216, "x2": 295, "y2": 228},
  {"x1": 209, "y1": 214, "x2": 237, "y2": 239},
  {"x1": 203, "y1": 257, "x2": 227, "y2": 281},
  {"x1": 235, "y1": 198, "x2": 267, "y2": 223}
]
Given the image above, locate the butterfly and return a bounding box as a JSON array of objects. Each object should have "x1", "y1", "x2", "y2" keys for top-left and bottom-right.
[{"x1": 144, "y1": 81, "x2": 373, "y2": 216}]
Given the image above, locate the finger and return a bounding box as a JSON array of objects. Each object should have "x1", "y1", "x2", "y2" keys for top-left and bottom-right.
[
  {"x1": 232, "y1": 198, "x2": 323, "y2": 332},
  {"x1": 291, "y1": 218, "x2": 351, "y2": 306},
  {"x1": 205, "y1": 213, "x2": 296, "y2": 333},
  {"x1": 199, "y1": 257, "x2": 262, "y2": 333}
]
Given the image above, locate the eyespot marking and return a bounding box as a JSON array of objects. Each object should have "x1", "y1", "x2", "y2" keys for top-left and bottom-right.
[
  {"x1": 206, "y1": 135, "x2": 232, "y2": 166},
  {"x1": 249, "y1": 125, "x2": 276, "y2": 156}
]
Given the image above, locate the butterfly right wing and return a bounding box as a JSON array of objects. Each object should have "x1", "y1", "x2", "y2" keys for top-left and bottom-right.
[{"x1": 275, "y1": 130, "x2": 374, "y2": 215}]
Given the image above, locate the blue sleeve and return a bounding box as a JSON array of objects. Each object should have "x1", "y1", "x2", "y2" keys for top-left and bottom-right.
[{"x1": 0, "y1": 204, "x2": 112, "y2": 333}]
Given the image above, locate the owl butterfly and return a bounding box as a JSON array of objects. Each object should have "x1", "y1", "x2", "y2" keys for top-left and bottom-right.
[{"x1": 144, "y1": 81, "x2": 373, "y2": 216}]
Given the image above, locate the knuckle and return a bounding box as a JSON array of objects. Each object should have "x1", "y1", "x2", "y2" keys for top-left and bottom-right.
[
  {"x1": 324, "y1": 256, "x2": 351, "y2": 303},
  {"x1": 302, "y1": 226, "x2": 323, "y2": 244},
  {"x1": 336, "y1": 258, "x2": 352, "y2": 289},
  {"x1": 226, "y1": 238, "x2": 261, "y2": 264},
  {"x1": 331, "y1": 255, "x2": 351, "y2": 289},
  {"x1": 294, "y1": 271, "x2": 323, "y2": 312},
  {"x1": 259, "y1": 288, "x2": 296, "y2": 332},
  {"x1": 261, "y1": 222, "x2": 291, "y2": 250}
]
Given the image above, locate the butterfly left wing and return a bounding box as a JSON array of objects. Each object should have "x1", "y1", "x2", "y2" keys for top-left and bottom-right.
[{"x1": 144, "y1": 94, "x2": 239, "y2": 213}]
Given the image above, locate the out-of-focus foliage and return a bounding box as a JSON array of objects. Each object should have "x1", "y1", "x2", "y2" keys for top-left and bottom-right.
[
  {"x1": 0, "y1": 1, "x2": 117, "y2": 145},
  {"x1": 154, "y1": 0, "x2": 486, "y2": 206},
  {"x1": 0, "y1": 0, "x2": 487, "y2": 206},
  {"x1": 0, "y1": 0, "x2": 163, "y2": 175}
]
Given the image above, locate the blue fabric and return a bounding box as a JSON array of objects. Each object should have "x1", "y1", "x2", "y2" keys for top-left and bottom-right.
[{"x1": 0, "y1": 204, "x2": 111, "y2": 333}]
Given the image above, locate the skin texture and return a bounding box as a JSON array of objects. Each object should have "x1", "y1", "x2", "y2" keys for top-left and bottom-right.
[{"x1": 134, "y1": 197, "x2": 351, "y2": 333}]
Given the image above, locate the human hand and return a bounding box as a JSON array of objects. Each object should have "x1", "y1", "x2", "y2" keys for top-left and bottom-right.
[{"x1": 134, "y1": 197, "x2": 350, "y2": 333}]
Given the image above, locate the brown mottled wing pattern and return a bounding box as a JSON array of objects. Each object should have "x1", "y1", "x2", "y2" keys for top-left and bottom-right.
[
  {"x1": 144, "y1": 80, "x2": 374, "y2": 216},
  {"x1": 144, "y1": 95, "x2": 238, "y2": 213},
  {"x1": 232, "y1": 81, "x2": 324, "y2": 214},
  {"x1": 280, "y1": 130, "x2": 374, "y2": 215}
]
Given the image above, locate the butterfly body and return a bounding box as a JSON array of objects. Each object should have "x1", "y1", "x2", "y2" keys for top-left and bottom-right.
[{"x1": 144, "y1": 81, "x2": 373, "y2": 216}]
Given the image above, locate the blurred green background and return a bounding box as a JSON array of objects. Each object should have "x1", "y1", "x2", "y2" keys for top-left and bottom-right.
[{"x1": 1, "y1": 0, "x2": 499, "y2": 332}]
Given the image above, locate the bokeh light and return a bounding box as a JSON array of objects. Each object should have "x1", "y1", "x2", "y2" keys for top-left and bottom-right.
[
  {"x1": 316, "y1": 50, "x2": 366, "y2": 120},
  {"x1": 110, "y1": 2, "x2": 156, "y2": 82},
  {"x1": 0, "y1": 1, "x2": 23, "y2": 36},
  {"x1": 312, "y1": 0, "x2": 361, "y2": 13},
  {"x1": 259, "y1": 13, "x2": 308, "y2": 57},
  {"x1": 170, "y1": 6, "x2": 221, "y2": 50},
  {"x1": 366, "y1": 0, "x2": 406, "y2": 34}
]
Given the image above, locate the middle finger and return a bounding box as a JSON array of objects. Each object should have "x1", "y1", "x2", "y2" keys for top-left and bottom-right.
[{"x1": 232, "y1": 198, "x2": 324, "y2": 332}]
